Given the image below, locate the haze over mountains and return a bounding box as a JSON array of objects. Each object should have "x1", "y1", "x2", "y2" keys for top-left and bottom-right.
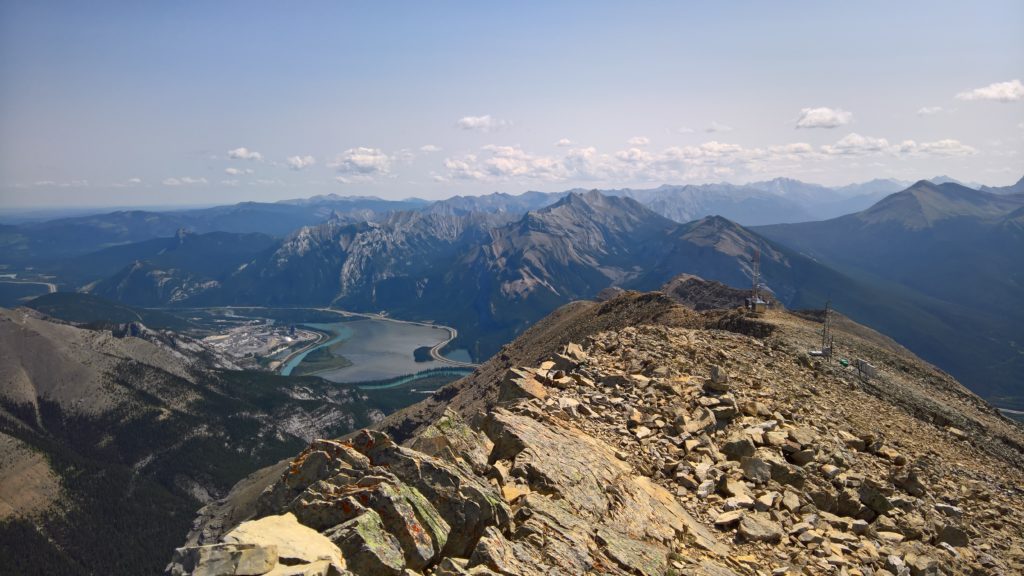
[
  {"x1": 2, "y1": 176, "x2": 1020, "y2": 409},
  {"x1": 0, "y1": 176, "x2": 916, "y2": 263}
]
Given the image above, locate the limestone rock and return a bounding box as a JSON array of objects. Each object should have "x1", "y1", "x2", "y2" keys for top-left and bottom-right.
[
  {"x1": 326, "y1": 509, "x2": 405, "y2": 576},
  {"x1": 224, "y1": 513, "x2": 345, "y2": 573},
  {"x1": 737, "y1": 513, "x2": 782, "y2": 543}
]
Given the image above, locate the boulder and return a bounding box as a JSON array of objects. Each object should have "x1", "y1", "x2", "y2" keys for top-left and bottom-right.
[
  {"x1": 739, "y1": 457, "x2": 771, "y2": 484},
  {"x1": 721, "y1": 434, "x2": 756, "y2": 461},
  {"x1": 224, "y1": 513, "x2": 345, "y2": 573},
  {"x1": 497, "y1": 368, "x2": 547, "y2": 404},
  {"x1": 325, "y1": 509, "x2": 405, "y2": 576},
  {"x1": 737, "y1": 514, "x2": 782, "y2": 543}
]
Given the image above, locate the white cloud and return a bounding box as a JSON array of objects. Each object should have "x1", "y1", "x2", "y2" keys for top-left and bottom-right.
[
  {"x1": 913, "y1": 139, "x2": 977, "y2": 157},
  {"x1": 821, "y1": 133, "x2": 890, "y2": 156},
  {"x1": 767, "y1": 142, "x2": 821, "y2": 161},
  {"x1": 224, "y1": 167, "x2": 254, "y2": 176},
  {"x1": 221, "y1": 179, "x2": 240, "y2": 186},
  {"x1": 956, "y1": 79, "x2": 1024, "y2": 102},
  {"x1": 916, "y1": 106, "x2": 944, "y2": 116},
  {"x1": 820, "y1": 133, "x2": 976, "y2": 158},
  {"x1": 675, "y1": 126, "x2": 695, "y2": 134},
  {"x1": 456, "y1": 114, "x2": 510, "y2": 132},
  {"x1": 437, "y1": 132, "x2": 979, "y2": 185},
  {"x1": 705, "y1": 121, "x2": 733, "y2": 133},
  {"x1": 627, "y1": 136, "x2": 650, "y2": 146},
  {"x1": 795, "y1": 107, "x2": 853, "y2": 129},
  {"x1": 330, "y1": 147, "x2": 392, "y2": 181},
  {"x1": 127, "y1": 177, "x2": 142, "y2": 185},
  {"x1": 419, "y1": 144, "x2": 441, "y2": 153},
  {"x1": 163, "y1": 176, "x2": 208, "y2": 186},
  {"x1": 444, "y1": 145, "x2": 562, "y2": 181},
  {"x1": 286, "y1": 155, "x2": 316, "y2": 170},
  {"x1": 227, "y1": 147, "x2": 263, "y2": 161},
  {"x1": 555, "y1": 138, "x2": 572, "y2": 147}
]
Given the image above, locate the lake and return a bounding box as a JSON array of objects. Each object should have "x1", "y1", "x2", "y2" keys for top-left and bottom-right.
[{"x1": 282, "y1": 317, "x2": 472, "y2": 383}]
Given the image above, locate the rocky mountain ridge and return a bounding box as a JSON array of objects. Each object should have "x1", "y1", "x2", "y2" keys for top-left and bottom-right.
[{"x1": 171, "y1": 292, "x2": 1024, "y2": 575}]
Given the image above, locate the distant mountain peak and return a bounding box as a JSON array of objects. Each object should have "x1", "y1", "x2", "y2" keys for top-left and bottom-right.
[{"x1": 858, "y1": 179, "x2": 1024, "y2": 228}]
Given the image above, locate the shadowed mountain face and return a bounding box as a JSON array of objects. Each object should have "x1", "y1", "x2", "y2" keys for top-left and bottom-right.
[
  {"x1": 756, "y1": 181, "x2": 1024, "y2": 405},
  {"x1": 86, "y1": 230, "x2": 278, "y2": 307}
]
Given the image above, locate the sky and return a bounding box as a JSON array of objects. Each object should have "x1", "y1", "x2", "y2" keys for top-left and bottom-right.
[{"x1": 1, "y1": 1, "x2": 1022, "y2": 208}]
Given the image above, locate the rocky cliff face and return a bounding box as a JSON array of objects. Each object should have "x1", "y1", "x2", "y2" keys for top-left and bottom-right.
[{"x1": 171, "y1": 293, "x2": 1024, "y2": 575}]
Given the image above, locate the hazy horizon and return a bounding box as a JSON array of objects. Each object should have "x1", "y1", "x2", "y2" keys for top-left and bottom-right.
[{"x1": 2, "y1": 1, "x2": 1022, "y2": 208}]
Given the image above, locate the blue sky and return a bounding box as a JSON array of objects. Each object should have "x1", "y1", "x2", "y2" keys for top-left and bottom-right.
[{"x1": 1, "y1": 1, "x2": 1022, "y2": 207}]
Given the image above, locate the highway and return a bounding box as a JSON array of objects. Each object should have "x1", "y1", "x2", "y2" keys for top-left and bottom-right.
[{"x1": 0, "y1": 280, "x2": 58, "y2": 294}]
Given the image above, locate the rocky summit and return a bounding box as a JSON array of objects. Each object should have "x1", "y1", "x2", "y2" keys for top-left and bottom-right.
[{"x1": 169, "y1": 293, "x2": 1024, "y2": 576}]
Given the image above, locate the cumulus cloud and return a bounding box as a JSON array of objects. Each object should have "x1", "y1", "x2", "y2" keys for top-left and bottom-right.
[
  {"x1": 456, "y1": 115, "x2": 510, "y2": 132},
  {"x1": 442, "y1": 140, "x2": 762, "y2": 184},
  {"x1": 444, "y1": 146, "x2": 563, "y2": 181},
  {"x1": 795, "y1": 107, "x2": 853, "y2": 129},
  {"x1": 419, "y1": 144, "x2": 441, "y2": 153},
  {"x1": 438, "y1": 131, "x2": 978, "y2": 185},
  {"x1": 163, "y1": 176, "x2": 208, "y2": 186},
  {"x1": 911, "y1": 139, "x2": 977, "y2": 157},
  {"x1": 916, "y1": 106, "x2": 944, "y2": 116},
  {"x1": 330, "y1": 147, "x2": 392, "y2": 181},
  {"x1": 286, "y1": 155, "x2": 316, "y2": 170},
  {"x1": 224, "y1": 167, "x2": 254, "y2": 176},
  {"x1": 956, "y1": 79, "x2": 1024, "y2": 102},
  {"x1": 227, "y1": 147, "x2": 263, "y2": 161},
  {"x1": 821, "y1": 133, "x2": 890, "y2": 156},
  {"x1": 627, "y1": 136, "x2": 650, "y2": 146},
  {"x1": 555, "y1": 138, "x2": 572, "y2": 147},
  {"x1": 820, "y1": 133, "x2": 975, "y2": 158},
  {"x1": 705, "y1": 121, "x2": 733, "y2": 133}
]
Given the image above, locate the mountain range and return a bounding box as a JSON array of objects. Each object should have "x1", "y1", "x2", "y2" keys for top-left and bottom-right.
[
  {"x1": 82, "y1": 191, "x2": 872, "y2": 360},
  {"x1": 0, "y1": 177, "x2": 925, "y2": 265},
  {"x1": 4, "y1": 176, "x2": 1022, "y2": 407}
]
